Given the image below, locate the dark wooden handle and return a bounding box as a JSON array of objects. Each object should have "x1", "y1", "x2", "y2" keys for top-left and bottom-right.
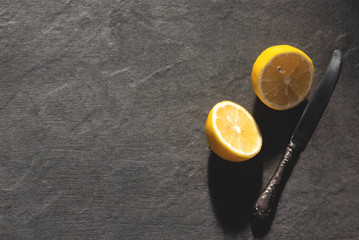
[{"x1": 253, "y1": 141, "x2": 301, "y2": 223}]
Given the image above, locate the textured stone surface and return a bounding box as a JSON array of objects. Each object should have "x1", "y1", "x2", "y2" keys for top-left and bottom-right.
[{"x1": 1, "y1": 0, "x2": 358, "y2": 239}]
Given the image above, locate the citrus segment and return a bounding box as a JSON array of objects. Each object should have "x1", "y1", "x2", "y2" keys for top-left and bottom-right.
[
  {"x1": 205, "y1": 101, "x2": 262, "y2": 162},
  {"x1": 251, "y1": 45, "x2": 315, "y2": 110}
]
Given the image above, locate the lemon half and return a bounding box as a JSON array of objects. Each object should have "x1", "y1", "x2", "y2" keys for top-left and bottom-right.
[
  {"x1": 251, "y1": 45, "x2": 315, "y2": 110},
  {"x1": 205, "y1": 101, "x2": 262, "y2": 162}
]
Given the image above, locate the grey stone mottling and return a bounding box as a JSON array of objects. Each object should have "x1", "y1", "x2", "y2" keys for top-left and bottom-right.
[{"x1": 0, "y1": 0, "x2": 358, "y2": 239}]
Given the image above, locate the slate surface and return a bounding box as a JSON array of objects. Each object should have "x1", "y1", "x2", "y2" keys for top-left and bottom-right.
[{"x1": 1, "y1": 0, "x2": 358, "y2": 239}]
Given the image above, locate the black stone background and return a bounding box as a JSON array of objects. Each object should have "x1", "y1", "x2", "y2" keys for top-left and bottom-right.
[{"x1": 1, "y1": 0, "x2": 358, "y2": 239}]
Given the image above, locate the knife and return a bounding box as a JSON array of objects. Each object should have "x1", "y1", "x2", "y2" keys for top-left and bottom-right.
[{"x1": 252, "y1": 50, "x2": 343, "y2": 224}]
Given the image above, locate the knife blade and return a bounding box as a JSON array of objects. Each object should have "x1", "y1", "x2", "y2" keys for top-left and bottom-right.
[
  {"x1": 252, "y1": 50, "x2": 343, "y2": 224},
  {"x1": 290, "y1": 50, "x2": 343, "y2": 150}
]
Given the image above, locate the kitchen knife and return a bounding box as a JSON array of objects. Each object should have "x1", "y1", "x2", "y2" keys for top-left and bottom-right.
[{"x1": 253, "y1": 50, "x2": 343, "y2": 224}]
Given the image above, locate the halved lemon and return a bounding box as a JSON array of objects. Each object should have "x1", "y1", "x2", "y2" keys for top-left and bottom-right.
[
  {"x1": 205, "y1": 101, "x2": 262, "y2": 162},
  {"x1": 251, "y1": 45, "x2": 315, "y2": 110}
]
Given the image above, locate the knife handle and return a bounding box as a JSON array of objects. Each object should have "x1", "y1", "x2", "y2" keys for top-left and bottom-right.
[{"x1": 253, "y1": 141, "x2": 301, "y2": 223}]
